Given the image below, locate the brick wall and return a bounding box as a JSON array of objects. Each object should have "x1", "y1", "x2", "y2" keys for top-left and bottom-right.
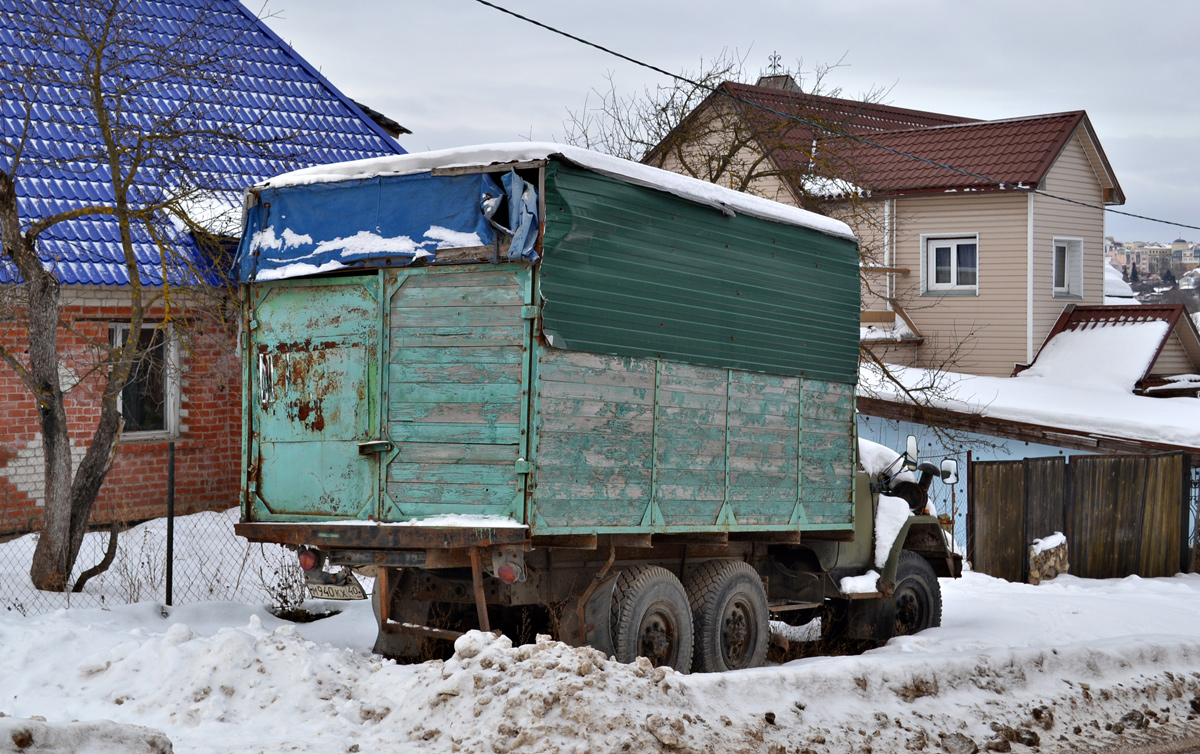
[{"x1": 0, "y1": 286, "x2": 241, "y2": 536}]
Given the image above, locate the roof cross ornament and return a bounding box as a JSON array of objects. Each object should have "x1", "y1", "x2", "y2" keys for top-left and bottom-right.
[{"x1": 768, "y1": 52, "x2": 782, "y2": 75}]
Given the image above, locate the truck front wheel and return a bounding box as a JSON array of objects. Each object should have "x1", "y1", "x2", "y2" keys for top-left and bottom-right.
[
  {"x1": 685, "y1": 560, "x2": 769, "y2": 672},
  {"x1": 610, "y1": 565, "x2": 694, "y2": 673},
  {"x1": 893, "y1": 551, "x2": 942, "y2": 636}
]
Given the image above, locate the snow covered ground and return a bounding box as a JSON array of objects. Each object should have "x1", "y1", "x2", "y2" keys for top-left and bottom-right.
[{"x1": 3, "y1": 562, "x2": 1200, "y2": 752}]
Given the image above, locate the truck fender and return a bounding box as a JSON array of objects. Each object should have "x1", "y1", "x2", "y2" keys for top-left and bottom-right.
[{"x1": 877, "y1": 516, "x2": 960, "y2": 588}]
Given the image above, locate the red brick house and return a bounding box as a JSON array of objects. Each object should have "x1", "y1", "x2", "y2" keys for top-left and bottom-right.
[{"x1": 0, "y1": 1, "x2": 403, "y2": 536}]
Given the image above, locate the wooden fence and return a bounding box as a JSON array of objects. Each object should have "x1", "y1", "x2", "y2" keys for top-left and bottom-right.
[{"x1": 968, "y1": 453, "x2": 1192, "y2": 581}]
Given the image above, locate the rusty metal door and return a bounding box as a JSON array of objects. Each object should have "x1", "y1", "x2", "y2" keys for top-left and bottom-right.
[{"x1": 247, "y1": 275, "x2": 382, "y2": 520}]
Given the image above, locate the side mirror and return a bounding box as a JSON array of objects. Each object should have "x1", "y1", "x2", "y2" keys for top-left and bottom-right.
[
  {"x1": 905, "y1": 435, "x2": 918, "y2": 467},
  {"x1": 940, "y1": 458, "x2": 959, "y2": 485}
]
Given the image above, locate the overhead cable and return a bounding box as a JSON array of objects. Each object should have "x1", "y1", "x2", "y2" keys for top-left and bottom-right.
[{"x1": 473, "y1": 0, "x2": 1200, "y2": 232}]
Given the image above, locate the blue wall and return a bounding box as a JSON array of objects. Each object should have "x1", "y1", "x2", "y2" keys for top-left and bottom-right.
[{"x1": 857, "y1": 414, "x2": 1091, "y2": 552}]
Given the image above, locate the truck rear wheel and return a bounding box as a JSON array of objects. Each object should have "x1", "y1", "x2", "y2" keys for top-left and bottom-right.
[
  {"x1": 685, "y1": 560, "x2": 769, "y2": 673},
  {"x1": 610, "y1": 565, "x2": 693, "y2": 673},
  {"x1": 894, "y1": 551, "x2": 941, "y2": 636}
]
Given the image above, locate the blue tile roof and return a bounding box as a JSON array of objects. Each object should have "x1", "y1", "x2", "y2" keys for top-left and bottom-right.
[{"x1": 0, "y1": 0, "x2": 404, "y2": 286}]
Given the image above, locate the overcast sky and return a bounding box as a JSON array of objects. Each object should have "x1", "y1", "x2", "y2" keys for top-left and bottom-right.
[{"x1": 264, "y1": 1, "x2": 1199, "y2": 243}]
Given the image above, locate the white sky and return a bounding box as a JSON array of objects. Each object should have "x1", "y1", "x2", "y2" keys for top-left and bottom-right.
[{"x1": 262, "y1": 0, "x2": 1200, "y2": 244}]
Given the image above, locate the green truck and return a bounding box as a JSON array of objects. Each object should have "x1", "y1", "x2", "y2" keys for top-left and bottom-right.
[{"x1": 233, "y1": 145, "x2": 960, "y2": 672}]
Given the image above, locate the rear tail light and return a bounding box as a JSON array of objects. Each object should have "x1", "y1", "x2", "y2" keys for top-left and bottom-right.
[
  {"x1": 298, "y1": 549, "x2": 320, "y2": 571},
  {"x1": 496, "y1": 563, "x2": 519, "y2": 584}
]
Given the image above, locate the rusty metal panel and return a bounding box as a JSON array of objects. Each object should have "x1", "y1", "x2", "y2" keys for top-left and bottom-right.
[{"x1": 246, "y1": 275, "x2": 382, "y2": 520}]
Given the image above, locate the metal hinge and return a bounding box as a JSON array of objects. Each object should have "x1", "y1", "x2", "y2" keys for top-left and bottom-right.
[
  {"x1": 514, "y1": 458, "x2": 534, "y2": 474},
  {"x1": 520, "y1": 305, "x2": 539, "y2": 320}
]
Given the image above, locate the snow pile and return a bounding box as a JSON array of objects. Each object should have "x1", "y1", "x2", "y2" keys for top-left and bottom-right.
[
  {"x1": 857, "y1": 436, "x2": 905, "y2": 477},
  {"x1": 1103, "y1": 262, "x2": 1137, "y2": 300},
  {"x1": 1032, "y1": 532, "x2": 1066, "y2": 556},
  {"x1": 1017, "y1": 320, "x2": 1167, "y2": 391},
  {"x1": 839, "y1": 570, "x2": 880, "y2": 594},
  {"x1": 5, "y1": 571, "x2": 1200, "y2": 752},
  {"x1": 324, "y1": 513, "x2": 527, "y2": 528},
  {"x1": 874, "y1": 495, "x2": 913, "y2": 568},
  {"x1": 859, "y1": 318, "x2": 916, "y2": 342},
  {"x1": 0, "y1": 717, "x2": 171, "y2": 754},
  {"x1": 257, "y1": 143, "x2": 856, "y2": 242}
]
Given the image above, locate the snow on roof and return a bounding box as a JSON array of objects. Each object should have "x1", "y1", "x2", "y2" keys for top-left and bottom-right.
[
  {"x1": 1104, "y1": 263, "x2": 1136, "y2": 298},
  {"x1": 258, "y1": 143, "x2": 857, "y2": 242},
  {"x1": 861, "y1": 354, "x2": 1200, "y2": 451},
  {"x1": 1021, "y1": 320, "x2": 1167, "y2": 391}
]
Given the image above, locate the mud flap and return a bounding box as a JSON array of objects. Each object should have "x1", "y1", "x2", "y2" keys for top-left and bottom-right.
[
  {"x1": 558, "y1": 573, "x2": 618, "y2": 657},
  {"x1": 824, "y1": 595, "x2": 895, "y2": 643}
]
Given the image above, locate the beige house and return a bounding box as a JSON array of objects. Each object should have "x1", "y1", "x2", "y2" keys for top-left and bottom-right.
[{"x1": 646, "y1": 76, "x2": 1126, "y2": 377}]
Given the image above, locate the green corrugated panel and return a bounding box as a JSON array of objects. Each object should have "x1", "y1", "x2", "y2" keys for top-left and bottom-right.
[{"x1": 540, "y1": 162, "x2": 860, "y2": 385}]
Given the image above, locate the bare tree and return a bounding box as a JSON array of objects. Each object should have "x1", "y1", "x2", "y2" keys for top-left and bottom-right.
[
  {"x1": 562, "y1": 54, "x2": 981, "y2": 447},
  {"x1": 0, "y1": 0, "x2": 303, "y2": 590}
]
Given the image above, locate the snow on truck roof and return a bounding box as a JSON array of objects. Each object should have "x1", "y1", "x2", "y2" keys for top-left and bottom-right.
[{"x1": 255, "y1": 142, "x2": 857, "y2": 242}]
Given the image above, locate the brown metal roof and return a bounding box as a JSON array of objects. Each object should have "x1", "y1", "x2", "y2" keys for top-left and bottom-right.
[
  {"x1": 836, "y1": 112, "x2": 1086, "y2": 195},
  {"x1": 1013, "y1": 304, "x2": 1200, "y2": 393},
  {"x1": 722, "y1": 81, "x2": 976, "y2": 134},
  {"x1": 689, "y1": 80, "x2": 1124, "y2": 204}
]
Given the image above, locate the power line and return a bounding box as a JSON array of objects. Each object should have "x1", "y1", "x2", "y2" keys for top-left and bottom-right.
[{"x1": 473, "y1": 0, "x2": 1200, "y2": 233}]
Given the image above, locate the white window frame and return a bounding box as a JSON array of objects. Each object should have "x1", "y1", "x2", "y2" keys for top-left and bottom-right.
[
  {"x1": 922, "y1": 234, "x2": 980, "y2": 295},
  {"x1": 1052, "y1": 237, "x2": 1084, "y2": 298},
  {"x1": 110, "y1": 322, "x2": 181, "y2": 439}
]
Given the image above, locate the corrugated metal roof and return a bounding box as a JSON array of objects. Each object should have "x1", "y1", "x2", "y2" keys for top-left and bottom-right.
[
  {"x1": 0, "y1": 0, "x2": 404, "y2": 286},
  {"x1": 838, "y1": 112, "x2": 1087, "y2": 195},
  {"x1": 677, "y1": 80, "x2": 1123, "y2": 203}
]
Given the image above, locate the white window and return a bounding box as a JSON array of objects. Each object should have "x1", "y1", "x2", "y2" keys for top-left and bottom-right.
[
  {"x1": 924, "y1": 236, "x2": 978, "y2": 293},
  {"x1": 1052, "y1": 238, "x2": 1083, "y2": 297},
  {"x1": 110, "y1": 323, "x2": 180, "y2": 437}
]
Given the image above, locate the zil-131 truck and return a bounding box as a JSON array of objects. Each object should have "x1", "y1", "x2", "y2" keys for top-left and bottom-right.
[{"x1": 233, "y1": 143, "x2": 960, "y2": 673}]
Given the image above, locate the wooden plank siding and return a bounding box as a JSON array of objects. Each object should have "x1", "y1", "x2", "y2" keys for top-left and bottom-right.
[
  {"x1": 970, "y1": 453, "x2": 1190, "y2": 581},
  {"x1": 857, "y1": 132, "x2": 1111, "y2": 377},
  {"x1": 1031, "y1": 134, "x2": 1106, "y2": 357},
  {"x1": 531, "y1": 348, "x2": 854, "y2": 534},
  {"x1": 382, "y1": 267, "x2": 532, "y2": 520},
  {"x1": 1151, "y1": 332, "x2": 1196, "y2": 375},
  {"x1": 884, "y1": 191, "x2": 1031, "y2": 376},
  {"x1": 968, "y1": 461, "x2": 1026, "y2": 582}
]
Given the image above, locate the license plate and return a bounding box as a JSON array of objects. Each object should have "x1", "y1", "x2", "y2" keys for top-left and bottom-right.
[{"x1": 306, "y1": 577, "x2": 366, "y2": 601}]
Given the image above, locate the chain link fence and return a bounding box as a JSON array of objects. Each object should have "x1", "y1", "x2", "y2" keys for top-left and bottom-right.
[{"x1": 0, "y1": 506, "x2": 303, "y2": 617}]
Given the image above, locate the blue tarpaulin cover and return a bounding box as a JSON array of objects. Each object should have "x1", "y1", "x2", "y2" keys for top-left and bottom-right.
[{"x1": 237, "y1": 170, "x2": 539, "y2": 282}]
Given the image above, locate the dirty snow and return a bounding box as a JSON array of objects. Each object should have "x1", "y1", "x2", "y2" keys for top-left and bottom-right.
[
  {"x1": 4, "y1": 571, "x2": 1200, "y2": 753},
  {"x1": 258, "y1": 143, "x2": 856, "y2": 242}
]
